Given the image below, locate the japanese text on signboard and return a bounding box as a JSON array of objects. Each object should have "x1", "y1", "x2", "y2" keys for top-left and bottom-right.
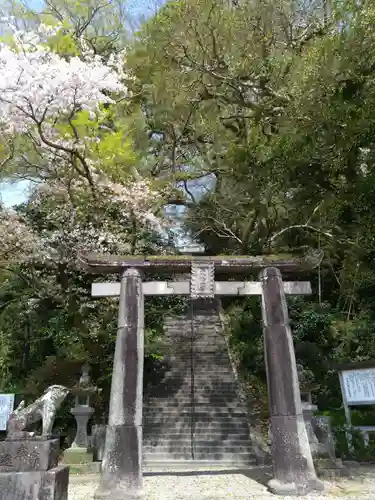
[
  {"x1": 0, "y1": 394, "x2": 15, "y2": 431},
  {"x1": 341, "y1": 369, "x2": 375, "y2": 404}
]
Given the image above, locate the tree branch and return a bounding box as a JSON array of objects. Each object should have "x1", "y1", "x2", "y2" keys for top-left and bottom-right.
[{"x1": 269, "y1": 224, "x2": 334, "y2": 245}]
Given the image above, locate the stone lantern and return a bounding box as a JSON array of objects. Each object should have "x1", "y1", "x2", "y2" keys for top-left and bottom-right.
[
  {"x1": 298, "y1": 367, "x2": 347, "y2": 475},
  {"x1": 62, "y1": 364, "x2": 98, "y2": 466}
]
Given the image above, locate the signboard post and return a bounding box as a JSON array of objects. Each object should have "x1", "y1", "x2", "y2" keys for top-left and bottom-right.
[{"x1": 0, "y1": 394, "x2": 15, "y2": 431}]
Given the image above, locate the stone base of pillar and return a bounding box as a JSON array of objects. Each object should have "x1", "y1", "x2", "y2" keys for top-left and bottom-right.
[
  {"x1": 62, "y1": 446, "x2": 94, "y2": 464},
  {"x1": 268, "y1": 476, "x2": 324, "y2": 496},
  {"x1": 315, "y1": 458, "x2": 350, "y2": 479},
  {"x1": 269, "y1": 415, "x2": 325, "y2": 495},
  {"x1": 94, "y1": 424, "x2": 144, "y2": 500},
  {"x1": 95, "y1": 493, "x2": 144, "y2": 500}
]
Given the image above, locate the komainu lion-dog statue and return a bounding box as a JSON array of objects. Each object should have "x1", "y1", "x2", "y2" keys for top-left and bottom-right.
[{"x1": 6, "y1": 385, "x2": 69, "y2": 439}]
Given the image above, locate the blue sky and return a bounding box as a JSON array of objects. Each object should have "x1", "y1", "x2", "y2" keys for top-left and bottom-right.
[
  {"x1": 0, "y1": 181, "x2": 31, "y2": 207},
  {"x1": 0, "y1": 0, "x2": 163, "y2": 208},
  {"x1": 29, "y1": 0, "x2": 161, "y2": 19}
]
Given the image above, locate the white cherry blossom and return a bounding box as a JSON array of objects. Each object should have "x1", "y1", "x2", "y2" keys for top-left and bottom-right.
[
  {"x1": 0, "y1": 209, "x2": 40, "y2": 262},
  {"x1": 0, "y1": 21, "x2": 127, "y2": 160}
]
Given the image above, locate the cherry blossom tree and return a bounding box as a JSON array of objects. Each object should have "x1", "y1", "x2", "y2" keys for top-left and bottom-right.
[
  {"x1": 0, "y1": 171, "x2": 169, "y2": 266},
  {"x1": 0, "y1": 20, "x2": 128, "y2": 187},
  {"x1": 0, "y1": 20, "x2": 172, "y2": 265},
  {"x1": 26, "y1": 172, "x2": 167, "y2": 262},
  {"x1": 0, "y1": 205, "x2": 40, "y2": 263}
]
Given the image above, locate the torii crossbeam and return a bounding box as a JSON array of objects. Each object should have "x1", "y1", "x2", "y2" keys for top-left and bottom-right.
[{"x1": 80, "y1": 253, "x2": 324, "y2": 498}]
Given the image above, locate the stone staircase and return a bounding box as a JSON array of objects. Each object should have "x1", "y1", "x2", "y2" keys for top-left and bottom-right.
[{"x1": 143, "y1": 299, "x2": 257, "y2": 466}]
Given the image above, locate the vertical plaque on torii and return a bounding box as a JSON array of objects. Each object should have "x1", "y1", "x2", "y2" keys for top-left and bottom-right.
[{"x1": 190, "y1": 261, "x2": 215, "y2": 298}]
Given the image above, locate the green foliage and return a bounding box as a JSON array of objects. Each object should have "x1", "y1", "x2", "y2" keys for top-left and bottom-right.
[
  {"x1": 225, "y1": 295, "x2": 375, "y2": 419},
  {"x1": 5, "y1": 0, "x2": 375, "y2": 451}
]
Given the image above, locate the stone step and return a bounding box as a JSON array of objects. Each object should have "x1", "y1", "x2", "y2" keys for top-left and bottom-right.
[
  {"x1": 145, "y1": 385, "x2": 239, "y2": 393},
  {"x1": 143, "y1": 439, "x2": 252, "y2": 446},
  {"x1": 143, "y1": 406, "x2": 247, "y2": 414},
  {"x1": 148, "y1": 368, "x2": 234, "y2": 372},
  {"x1": 152, "y1": 365, "x2": 234, "y2": 371},
  {"x1": 144, "y1": 427, "x2": 251, "y2": 435},
  {"x1": 142, "y1": 452, "x2": 257, "y2": 463},
  {"x1": 143, "y1": 397, "x2": 245, "y2": 412},
  {"x1": 143, "y1": 431, "x2": 251, "y2": 439},
  {"x1": 145, "y1": 381, "x2": 238, "y2": 387},
  {"x1": 146, "y1": 382, "x2": 237, "y2": 387},
  {"x1": 143, "y1": 414, "x2": 249, "y2": 421},
  {"x1": 143, "y1": 409, "x2": 246, "y2": 416},
  {"x1": 144, "y1": 441, "x2": 253, "y2": 448},
  {"x1": 166, "y1": 330, "x2": 223, "y2": 333},
  {"x1": 143, "y1": 407, "x2": 245, "y2": 413},
  {"x1": 160, "y1": 350, "x2": 229, "y2": 356},
  {"x1": 145, "y1": 387, "x2": 239, "y2": 394},
  {"x1": 144, "y1": 398, "x2": 243, "y2": 404},
  {"x1": 164, "y1": 353, "x2": 231, "y2": 359},
  {"x1": 165, "y1": 328, "x2": 223, "y2": 331},
  {"x1": 143, "y1": 431, "x2": 251, "y2": 440},
  {"x1": 142, "y1": 459, "x2": 258, "y2": 469},
  {"x1": 144, "y1": 392, "x2": 238, "y2": 399},
  {"x1": 144, "y1": 438, "x2": 252, "y2": 447},
  {"x1": 163, "y1": 335, "x2": 225, "y2": 338},
  {"x1": 145, "y1": 383, "x2": 238, "y2": 389},
  {"x1": 143, "y1": 428, "x2": 251, "y2": 443},
  {"x1": 143, "y1": 435, "x2": 251, "y2": 443},
  {"x1": 152, "y1": 371, "x2": 236, "y2": 376},
  {"x1": 143, "y1": 394, "x2": 240, "y2": 400},
  {"x1": 143, "y1": 418, "x2": 249, "y2": 425},
  {"x1": 144, "y1": 426, "x2": 250, "y2": 433},
  {"x1": 145, "y1": 391, "x2": 240, "y2": 396},
  {"x1": 162, "y1": 334, "x2": 224, "y2": 337},
  {"x1": 143, "y1": 447, "x2": 253, "y2": 456},
  {"x1": 192, "y1": 373, "x2": 235, "y2": 378},
  {"x1": 162, "y1": 356, "x2": 229, "y2": 360},
  {"x1": 143, "y1": 434, "x2": 251, "y2": 441},
  {"x1": 162, "y1": 366, "x2": 231, "y2": 370},
  {"x1": 165, "y1": 339, "x2": 227, "y2": 343},
  {"x1": 147, "y1": 368, "x2": 234, "y2": 373},
  {"x1": 144, "y1": 421, "x2": 250, "y2": 429},
  {"x1": 164, "y1": 329, "x2": 222, "y2": 332},
  {"x1": 164, "y1": 326, "x2": 222, "y2": 329},
  {"x1": 164, "y1": 327, "x2": 222, "y2": 332},
  {"x1": 150, "y1": 375, "x2": 237, "y2": 381},
  {"x1": 143, "y1": 403, "x2": 245, "y2": 416},
  {"x1": 161, "y1": 342, "x2": 228, "y2": 345},
  {"x1": 145, "y1": 382, "x2": 238, "y2": 387},
  {"x1": 160, "y1": 348, "x2": 228, "y2": 351},
  {"x1": 163, "y1": 336, "x2": 224, "y2": 339},
  {"x1": 143, "y1": 417, "x2": 250, "y2": 426},
  {"x1": 148, "y1": 367, "x2": 234, "y2": 372},
  {"x1": 143, "y1": 431, "x2": 250, "y2": 439},
  {"x1": 165, "y1": 319, "x2": 221, "y2": 324},
  {"x1": 164, "y1": 326, "x2": 221, "y2": 329}
]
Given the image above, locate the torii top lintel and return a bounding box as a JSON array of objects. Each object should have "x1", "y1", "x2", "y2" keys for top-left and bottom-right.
[{"x1": 78, "y1": 251, "x2": 322, "y2": 275}]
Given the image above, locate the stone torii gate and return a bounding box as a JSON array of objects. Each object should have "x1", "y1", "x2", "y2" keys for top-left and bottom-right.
[{"x1": 79, "y1": 253, "x2": 324, "y2": 499}]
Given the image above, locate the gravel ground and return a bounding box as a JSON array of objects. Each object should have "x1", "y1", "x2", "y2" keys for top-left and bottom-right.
[{"x1": 68, "y1": 465, "x2": 375, "y2": 499}]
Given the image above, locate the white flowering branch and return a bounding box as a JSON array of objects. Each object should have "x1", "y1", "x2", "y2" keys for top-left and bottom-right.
[{"x1": 0, "y1": 21, "x2": 127, "y2": 186}]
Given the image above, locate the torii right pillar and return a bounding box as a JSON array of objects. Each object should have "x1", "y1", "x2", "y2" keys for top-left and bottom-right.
[{"x1": 260, "y1": 267, "x2": 324, "y2": 495}]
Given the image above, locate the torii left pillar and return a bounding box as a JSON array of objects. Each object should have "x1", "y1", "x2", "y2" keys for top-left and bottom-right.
[{"x1": 94, "y1": 268, "x2": 144, "y2": 500}]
